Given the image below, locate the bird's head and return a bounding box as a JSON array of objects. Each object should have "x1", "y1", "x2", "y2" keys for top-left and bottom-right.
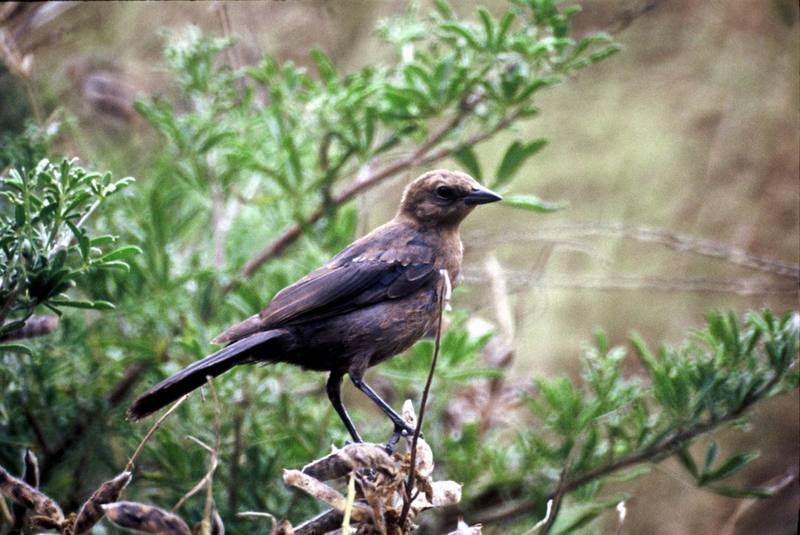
[{"x1": 398, "y1": 169, "x2": 502, "y2": 227}]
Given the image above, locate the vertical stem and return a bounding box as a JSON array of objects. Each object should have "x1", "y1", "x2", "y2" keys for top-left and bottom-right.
[{"x1": 399, "y1": 271, "x2": 447, "y2": 530}]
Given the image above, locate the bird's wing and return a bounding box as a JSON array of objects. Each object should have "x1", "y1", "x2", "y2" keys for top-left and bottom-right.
[{"x1": 258, "y1": 255, "x2": 437, "y2": 327}]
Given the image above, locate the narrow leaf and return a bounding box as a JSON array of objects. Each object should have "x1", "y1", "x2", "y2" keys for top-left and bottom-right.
[
  {"x1": 453, "y1": 146, "x2": 482, "y2": 181},
  {"x1": 100, "y1": 245, "x2": 143, "y2": 262},
  {"x1": 503, "y1": 194, "x2": 567, "y2": 213},
  {"x1": 494, "y1": 139, "x2": 548, "y2": 187},
  {"x1": 0, "y1": 343, "x2": 33, "y2": 356}
]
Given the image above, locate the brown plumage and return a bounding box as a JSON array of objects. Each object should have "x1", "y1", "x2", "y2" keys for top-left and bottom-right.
[{"x1": 128, "y1": 169, "x2": 501, "y2": 447}]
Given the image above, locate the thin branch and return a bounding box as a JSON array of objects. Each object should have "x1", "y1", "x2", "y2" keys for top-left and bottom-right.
[
  {"x1": 475, "y1": 370, "x2": 789, "y2": 526},
  {"x1": 125, "y1": 394, "x2": 189, "y2": 472},
  {"x1": 537, "y1": 463, "x2": 570, "y2": 535},
  {"x1": 398, "y1": 271, "x2": 448, "y2": 530},
  {"x1": 718, "y1": 470, "x2": 797, "y2": 535},
  {"x1": 467, "y1": 223, "x2": 800, "y2": 281},
  {"x1": 171, "y1": 378, "x2": 221, "y2": 521},
  {"x1": 204, "y1": 378, "x2": 221, "y2": 524},
  {"x1": 462, "y1": 271, "x2": 798, "y2": 296}
]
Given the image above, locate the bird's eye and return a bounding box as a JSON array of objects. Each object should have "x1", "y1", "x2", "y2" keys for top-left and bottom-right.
[{"x1": 435, "y1": 186, "x2": 455, "y2": 200}]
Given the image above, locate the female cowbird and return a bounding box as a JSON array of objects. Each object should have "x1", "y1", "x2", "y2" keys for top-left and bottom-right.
[{"x1": 128, "y1": 169, "x2": 501, "y2": 448}]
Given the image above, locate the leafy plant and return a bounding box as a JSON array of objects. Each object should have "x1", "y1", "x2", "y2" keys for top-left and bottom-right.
[
  {"x1": 431, "y1": 310, "x2": 798, "y2": 533},
  {"x1": 0, "y1": 1, "x2": 796, "y2": 535},
  {"x1": 0, "y1": 158, "x2": 138, "y2": 345}
]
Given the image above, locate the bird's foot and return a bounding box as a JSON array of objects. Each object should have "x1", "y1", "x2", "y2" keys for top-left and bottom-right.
[
  {"x1": 384, "y1": 423, "x2": 422, "y2": 453},
  {"x1": 384, "y1": 430, "x2": 401, "y2": 454}
]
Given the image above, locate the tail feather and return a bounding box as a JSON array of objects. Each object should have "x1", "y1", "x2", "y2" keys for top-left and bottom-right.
[{"x1": 127, "y1": 329, "x2": 286, "y2": 421}]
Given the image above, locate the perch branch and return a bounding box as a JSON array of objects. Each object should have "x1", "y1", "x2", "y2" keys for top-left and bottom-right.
[{"x1": 399, "y1": 271, "x2": 447, "y2": 530}]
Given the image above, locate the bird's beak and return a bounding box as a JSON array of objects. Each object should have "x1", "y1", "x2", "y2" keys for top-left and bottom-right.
[{"x1": 464, "y1": 186, "x2": 503, "y2": 205}]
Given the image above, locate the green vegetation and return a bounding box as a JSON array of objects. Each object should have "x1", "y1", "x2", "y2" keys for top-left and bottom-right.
[{"x1": 0, "y1": 1, "x2": 796, "y2": 534}]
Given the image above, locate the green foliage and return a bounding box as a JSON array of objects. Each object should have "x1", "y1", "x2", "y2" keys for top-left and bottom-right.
[
  {"x1": 0, "y1": 2, "x2": 795, "y2": 535},
  {"x1": 0, "y1": 158, "x2": 137, "y2": 339},
  {"x1": 437, "y1": 310, "x2": 798, "y2": 531}
]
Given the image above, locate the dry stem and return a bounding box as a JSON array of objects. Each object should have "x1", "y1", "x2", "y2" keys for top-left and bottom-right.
[{"x1": 125, "y1": 394, "x2": 189, "y2": 472}]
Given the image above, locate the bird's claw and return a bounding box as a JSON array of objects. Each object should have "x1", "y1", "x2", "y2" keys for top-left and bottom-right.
[{"x1": 384, "y1": 423, "x2": 422, "y2": 453}]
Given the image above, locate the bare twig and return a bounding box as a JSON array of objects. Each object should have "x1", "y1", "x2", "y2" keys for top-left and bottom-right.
[
  {"x1": 533, "y1": 444, "x2": 578, "y2": 535},
  {"x1": 467, "y1": 223, "x2": 800, "y2": 281},
  {"x1": 718, "y1": 469, "x2": 797, "y2": 535},
  {"x1": 237, "y1": 511, "x2": 277, "y2": 533},
  {"x1": 8, "y1": 449, "x2": 39, "y2": 535},
  {"x1": 172, "y1": 378, "x2": 221, "y2": 520},
  {"x1": 398, "y1": 270, "x2": 448, "y2": 530},
  {"x1": 204, "y1": 378, "x2": 222, "y2": 524},
  {"x1": 126, "y1": 394, "x2": 189, "y2": 472},
  {"x1": 462, "y1": 271, "x2": 797, "y2": 296}
]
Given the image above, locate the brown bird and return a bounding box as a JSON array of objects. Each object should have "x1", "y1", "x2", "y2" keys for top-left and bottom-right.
[{"x1": 128, "y1": 169, "x2": 501, "y2": 448}]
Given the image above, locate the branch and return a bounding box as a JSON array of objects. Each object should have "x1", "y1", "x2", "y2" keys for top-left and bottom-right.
[
  {"x1": 399, "y1": 271, "x2": 447, "y2": 530},
  {"x1": 474, "y1": 370, "x2": 788, "y2": 526},
  {"x1": 467, "y1": 223, "x2": 800, "y2": 281},
  {"x1": 558, "y1": 370, "x2": 783, "y2": 495}
]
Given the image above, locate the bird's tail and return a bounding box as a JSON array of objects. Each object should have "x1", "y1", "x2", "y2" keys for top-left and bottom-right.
[{"x1": 127, "y1": 329, "x2": 287, "y2": 421}]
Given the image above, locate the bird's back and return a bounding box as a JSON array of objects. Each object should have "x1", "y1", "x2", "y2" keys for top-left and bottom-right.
[{"x1": 212, "y1": 218, "x2": 458, "y2": 347}]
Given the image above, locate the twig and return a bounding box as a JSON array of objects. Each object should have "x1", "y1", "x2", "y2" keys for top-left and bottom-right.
[
  {"x1": 467, "y1": 223, "x2": 800, "y2": 281},
  {"x1": 398, "y1": 270, "x2": 448, "y2": 530},
  {"x1": 125, "y1": 394, "x2": 189, "y2": 472},
  {"x1": 718, "y1": 470, "x2": 797, "y2": 535},
  {"x1": 462, "y1": 271, "x2": 797, "y2": 297},
  {"x1": 105, "y1": 363, "x2": 147, "y2": 407},
  {"x1": 204, "y1": 377, "x2": 222, "y2": 524},
  {"x1": 237, "y1": 511, "x2": 277, "y2": 533},
  {"x1": 171, "y1": 378, "x2": 221, "y2": 521}
]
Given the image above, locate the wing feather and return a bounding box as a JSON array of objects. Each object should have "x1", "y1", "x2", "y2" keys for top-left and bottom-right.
[{"x1": 259, "y1": 259, "x2": 436, "y2": 327}]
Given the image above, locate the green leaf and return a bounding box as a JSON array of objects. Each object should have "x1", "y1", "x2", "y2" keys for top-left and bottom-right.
[
  {"x1": 702, "y1": 442, "x2": 718, "y2": 475},
  {"x1": 310, "y1": 48, "x2": 337, "y2": 85},
  {"x1": 453, "y1": 146, "x2": 482, "y2": 181},
  {"x1": 676, "y1": 447, "x2": 699, "y2": 478},
  {"x1": 590, "y1": 44, "x2": 623, "y2": 64},
  {"x1": 707, "y1": 484, "x2": 774, "y2": 499},
  {"x1": 0, "y1": 343, "x2": 33, "y2": 356},
  {"x1": 96, "y1": 260, "x2": 131, "y2": 272},
  {"x1": 478, "y1": 7, "x2": 495, "y2": 50},
  {"x1": 100, "y1": 245, "x2": 143, "y2": 262},
  {"x1": 440, "y1": 22, "x2": 481, "y2": 50},
  {"x1": 66, "y1": 220, "x2": 89, "y2": 261},
  {"x1": 89, "y1": 235, "x2": 117, "y2": 247},
  {"x1": 503, "y1": 194, "x2": 567, "y2": 213},
  {"x1": 496, "y1": 11, "x2": 515, "y2": 48},
  {"x1": 49, "y1": 298, "x2": 116, "y2": 310},
  {"x1": 704, "y1": 452, "x2": 759, "y2": 484},
  {"x1": 494, "y1": 139, "x2": 548, "y2": 187}
]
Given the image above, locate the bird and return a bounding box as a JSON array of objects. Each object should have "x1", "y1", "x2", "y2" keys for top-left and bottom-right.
[{"x1": 128, "y1": 169, "x2": 502, "y2": 449}]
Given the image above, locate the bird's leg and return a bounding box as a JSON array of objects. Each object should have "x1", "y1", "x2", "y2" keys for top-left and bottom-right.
[
  {"x1": 326, "y1": 371, "x2": 363, "y2": 444},
  {"x1": 349, "y1": 375, "x2": 419, "y2": 451}
]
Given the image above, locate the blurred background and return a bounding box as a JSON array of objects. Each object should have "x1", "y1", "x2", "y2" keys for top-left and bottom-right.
[{"x1": 0, "y1": 1, "x2": 797, "y2": 534}]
